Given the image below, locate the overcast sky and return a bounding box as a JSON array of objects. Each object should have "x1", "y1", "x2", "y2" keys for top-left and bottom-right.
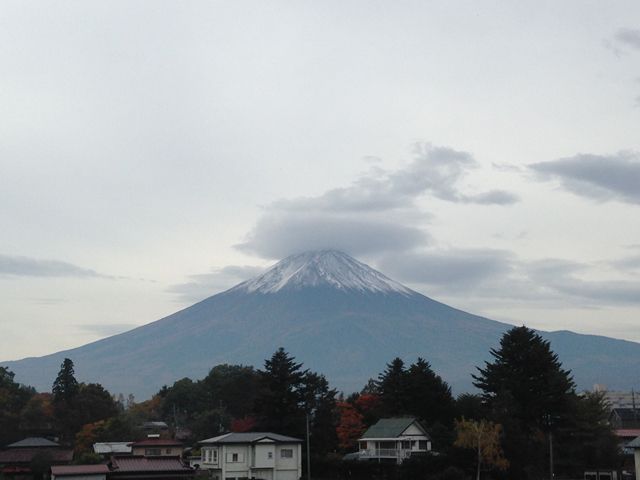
[{"x1": 2, "y1": 1, "x2": 640, "y2": 362}]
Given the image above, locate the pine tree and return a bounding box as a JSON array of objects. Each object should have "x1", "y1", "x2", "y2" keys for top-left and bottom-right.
[
  {"x1": 254, "y1": 348, "x2": 307, "y2": 435},
  {"x1": 405, "y1": 358, "x2": 455, "y2": 427},
  {"x1": 473, "y1": 326, "x2": 575, "y2": 429},
  {"x1": 472, "y1": 326, "x2": 576, "y2": 479},
  {"x1": 52, "y1": 358, "x2": 79, "y2": 404},
  {"x1": 376, "y1": 357, "x2": 408, "y2": 416}
]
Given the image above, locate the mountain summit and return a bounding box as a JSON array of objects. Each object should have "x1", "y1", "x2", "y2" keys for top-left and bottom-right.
[
  {"x1": 232, "y1": 250, "x2": 412, "y2": 295},
  {"x1": 4, "y1": 250, "x2": 640, "y2": 398}
]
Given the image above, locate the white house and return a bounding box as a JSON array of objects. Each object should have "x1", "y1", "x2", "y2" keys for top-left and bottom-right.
[
  {"x1": 197, "y1": 432, "x2": 302, "y2": 480},
  {"x1": 357, "y1": 417, "x2": 431, "y2": 464}
]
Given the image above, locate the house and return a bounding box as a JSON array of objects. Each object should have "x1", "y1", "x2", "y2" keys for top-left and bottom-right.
[
  {"x1": 610, "y1": 408, "x2": 640, "y2": 430},
  {"x1": 130, "y1": 439, "x2": 183, "y2": 457},
  {"x1": 0, "y1": 437, "x2": 73, "y2": 480},
  {"x1": 198, "y1": 432, "x2": 302, "y2": 480},
  {"x1": 357, "y1": 417, "x2": 431, "y2": 464},
  {"x1": 108, "y1": 456, "x2": 195, "y2": 480},
  {"x1": 51, "y1": 464, "x2": 109, "y2": 480}
]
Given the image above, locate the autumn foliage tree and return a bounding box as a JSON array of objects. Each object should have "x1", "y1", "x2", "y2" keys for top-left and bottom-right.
[
  {"x1": 336, "y1": 401, "x2": 365, "y2": 451},
  {"x1": 454, "y1": 418, "x2": 508, "y2": 480}
]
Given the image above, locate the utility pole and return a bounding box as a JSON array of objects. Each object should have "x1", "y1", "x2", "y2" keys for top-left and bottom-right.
[
  {"x1": 547, "y1": 413, "x2": 554, "y2": 480},
  {"x1": 549, "y1": 429, "x2": 554, "y2": 480},
  {"x1": 306, "y1": 412, "x2": 311, "y2": 480}
]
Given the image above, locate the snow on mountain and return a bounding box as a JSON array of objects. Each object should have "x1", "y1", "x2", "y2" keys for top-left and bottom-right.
[{"x1": 232, "y1": 250, "x2": 413, "y2": 295}]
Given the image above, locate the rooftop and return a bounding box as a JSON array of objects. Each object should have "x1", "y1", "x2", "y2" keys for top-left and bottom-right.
[
  {"x1": 360, "y1": 417, "x2": 428, "y2": 439},
  {"x1": 131, "y1": 439, "x2": 183, "y2": 447},
  {"x1": 110, "y1": 456, "x2": 192, "y2": 473},
  {"x1": 0, "y1": 448, "x2": 73, "y2": 464},
  {"x1": 199, "y1": 432, "x2": 302, "y2": 444},
  {"x1": 7, "y1": 437, "x2": 60, "y2": 448},
  {"x1": 51, "y1": 465, "x2": 110, "y2": 476}
]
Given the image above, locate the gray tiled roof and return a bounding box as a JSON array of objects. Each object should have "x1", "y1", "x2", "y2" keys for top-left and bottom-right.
[
  {"x1": 7, "y1": 437, "x2": 60, "y2": 448},
  {"x1": 199, "y1": 432, "x2": 302, "y2": 444}
]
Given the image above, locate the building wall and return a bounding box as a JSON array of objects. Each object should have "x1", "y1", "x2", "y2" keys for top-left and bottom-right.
[
  {"x1": 222, "y1": 444, "x2": 250, "y2": 478},
  {"x1": 199, "y1": 443, "x2": 301, "y2": 480},
  {"x1": 131, "y1": 446, "x2": 182, "y2": 457},
  {"x1": 253, "y1": 443, "x2": 276, "y2": 469},
  {"x1": 402, "y1": 424, "x2": 424, "y2": 436},
  {"x1": 274, "y1": 444, "x2": 301, "y2": 479}
]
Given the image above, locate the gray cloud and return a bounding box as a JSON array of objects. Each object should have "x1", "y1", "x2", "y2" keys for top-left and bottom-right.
[
  {"x1": 274, "y1": 143, "x2": 518, "y2": 213},
  {"x1": 375, "y1": 251, "x2": 640, "y2": 308},
  {"x1": 608, "y1": 254, "x2": 640, "y2": 271},
  {"x1": 615, "y1": 28, "x2": 640, "y2": 51},
  {"x1": 238, "y1": 143, "x2": 517, "y2": 260},
  {"x1": 526, "y1": 258, "x2": 640, "y2": 305},
  {"x1": 0, "y1": 254, "x2": 108, "y2": 278},
  {"x1": 530, "y1": 151, "x2": 640, "y2": 204},
  {"x1": 377, "y1": 248, "x2": 514, "y2": 288},
  {"x1": 168, "y1": 265, "x2": 266, "y2": 302},
  {"x1": 237, "y1": 213, "x2": 429, "y2": 260}
]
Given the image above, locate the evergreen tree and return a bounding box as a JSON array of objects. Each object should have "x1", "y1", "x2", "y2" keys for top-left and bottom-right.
[
  {"x1": 405, "y1": 358, "x2": 455, "y2": 427},
  {"x1": 254, "y1": 348, "x2": 307, "y2": 435},
  {"x1": 52, "y1": 358, "x2": 79, "y2": 404},
  {"x1": 300, "y1": 372, "x2": 338, "y2": 455},
  {"x1": 201, "y1": 364, "x2": 260, "y2": 418},
  {"x1": 376, "y1": 357, "x2": 408, "y2": 416},
  {"x1": 472, "y1": 326, "x2": 576, "y2": 479},
  {"x1": 52, "y1": 358, "x2": 81, "y2": 439}
]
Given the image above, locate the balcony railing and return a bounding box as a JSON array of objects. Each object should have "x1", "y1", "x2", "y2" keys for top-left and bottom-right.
[{"x1": 359, "y1": 449, "x2": 414, "y2": 459}]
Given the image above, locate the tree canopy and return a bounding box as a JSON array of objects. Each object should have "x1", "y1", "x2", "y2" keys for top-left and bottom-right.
[{"x1": 470, "y1": 326, "x2": 615, "y2": 480}]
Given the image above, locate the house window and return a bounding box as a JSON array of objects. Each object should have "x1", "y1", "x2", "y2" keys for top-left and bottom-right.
[
  {"x1": 418, "y1": 441, "x2": 428, "y2": 450},
  {"x1": 401, "y1": 441, "x2": 411, "y2": 449},
  {"x1": 268, "y1": 452, "x2": 273, "y2": 459},
  {"x1": 280, "y1": 449, "x2": 293, "y2": 458},
  {"x1": 166, "y1": 448, "x2": 172, "y2": 454},
  {"x1": 145, "y1": 448, "x2": 161, "y2": 456},
  {"x1": 212, "y1": 449, "x2": 218, "y2": 463},
  {"x1": 226, "y1": 452, "x2": 242, "y2": 463}
]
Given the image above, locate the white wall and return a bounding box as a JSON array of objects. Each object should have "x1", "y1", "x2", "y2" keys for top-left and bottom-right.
[
  {"x1": 275, "y1": 444, "x2": 297, "y2": 471},
  {"x1": 223, "y1": 444, "x2": 250, "y2": 476},
  {"x1": 402, "y1": 424, "x2": 424, "y2": 436},
  {"x1": 254, "y1": 443, "x2": 276, "y2": 468}
]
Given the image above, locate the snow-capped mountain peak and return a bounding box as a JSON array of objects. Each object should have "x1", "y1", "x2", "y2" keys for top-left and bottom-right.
[{"x1": 232, "y1": 250, "x2": 413, "y2": 295}]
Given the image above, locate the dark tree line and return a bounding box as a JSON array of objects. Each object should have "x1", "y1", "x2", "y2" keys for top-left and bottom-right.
[{"x1": 0, "y1": 328, "x2": 622, "y2": 480}]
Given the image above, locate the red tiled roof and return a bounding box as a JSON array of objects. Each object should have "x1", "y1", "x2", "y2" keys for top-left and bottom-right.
[
  {"x1": 110, "y1": 456, "x2": 192, "y2": 473},
  {"x1": 51, "y1": 465, "x2": 109, "y2": 476},
  {"x1": 131, "y1": 439, "x2": 183, "y2": 447},
  {"x1": 1, "y1": 466, "x2": 32, "y2": 474},
  {"x1": 615, "y1": 429, "x2": 640, "y2": 438},
  {"x1": 0, "y1": 448, "x2": 73, "y2": 464}
]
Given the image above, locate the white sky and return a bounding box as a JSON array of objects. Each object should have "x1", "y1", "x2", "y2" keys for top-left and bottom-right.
[{"x1": 2, "y1": 1, "x2": 640, "y2": 361}]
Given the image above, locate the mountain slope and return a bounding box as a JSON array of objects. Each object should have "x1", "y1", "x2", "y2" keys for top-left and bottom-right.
[{"x1": 3, "y1": 250, "x2": 640, "y2": 398}]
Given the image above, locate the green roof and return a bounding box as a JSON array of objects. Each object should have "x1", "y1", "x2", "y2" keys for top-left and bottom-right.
[{"x1": 361, "y1": 417, "x2": 427, "y2": 439}]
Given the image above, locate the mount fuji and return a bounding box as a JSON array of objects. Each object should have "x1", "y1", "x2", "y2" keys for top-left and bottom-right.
[{"x1": 4, "y1": 250, "x2": 640, "y2": 398}]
